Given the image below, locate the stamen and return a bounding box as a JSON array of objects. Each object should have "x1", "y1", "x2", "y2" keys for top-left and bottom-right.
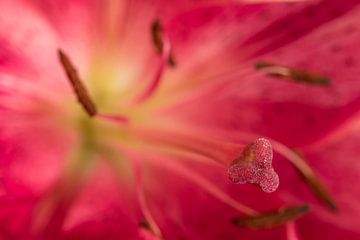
[
  {"x1": 255, "y1": 61, "x2": 330, "y2": 86},
  {"x1": 168, "y1": 52, "x2": 176, "y2": 67},
  {"x1": 133, "y1": 127, "x2": 243, "y2": 165},
  {"x1": 33, "y1": 143, "x2": 96, "y2": 237},
  {"x1": 131, "y1": 155, "x2": 163, "y2": 238},
  {"x1": 101, "y1": 148, "x2": 162, "y2": 238},
  {"x1": 139, "y1": 221, "x2": 160, "y2": 239},
  {"x1": 152, "y1": 20, "x2": 164, "y2": 55},
  {"x1": 134, "y1": 20, "x2": 173, "y2": 103},
  {"x1": 232, "y1": 205, "x2": 310, "y2": 229},
  {"x1": 293, "y1": 150, "x2": 337, "y2": 211},
  {"x1": 97, "y1": 113, "x2": 130, "y2": 124},
  {"x1": 145, "y1": 151, "x2": 256, "y2": 215},
  {"x1": 228, "y1": 138, "x2": 279, "y2": 193},
  {"x1": 151, "y1": 20, "x2": 176, "y2": 67},
  {"x1": 272, "y1": 138, "x2": 337, "y2": 211},
  {"x1": 58, "y1": 49, "x2": 97, "y2": 117},
  {"x1": 139, "y1": 220, "x2": 151, "y2": 230}
]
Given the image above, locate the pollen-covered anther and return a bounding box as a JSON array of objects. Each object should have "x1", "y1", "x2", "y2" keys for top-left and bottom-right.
[{"x1": 227, "y1": 138, "x2": 279, "y2": 193}]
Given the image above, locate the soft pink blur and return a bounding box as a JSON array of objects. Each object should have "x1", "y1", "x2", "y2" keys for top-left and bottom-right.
[{"x1": 1, "y1": 0, "x2": 360, "y2": 239}]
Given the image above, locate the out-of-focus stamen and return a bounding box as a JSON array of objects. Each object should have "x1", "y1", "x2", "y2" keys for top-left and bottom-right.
[
  {"x1": 58, "y1": 50, "x2": 130, "y2": 123},
  {"x1": 58, "y1": 49, "x2": 97, "y2": 117},
  {"x1": 131, "y1": 155, "x2": 163, "y2": 239},
  {"x1": 152, "y1": 20, "x2": 164, "y2": 55},
  {"x1": 232, "y1": 205, "x2": 310, "y2": 229},
  {"x1": 97, "y1": 113, "x2": 130, "y2": 124},
  {"x1": 292, "y1": 150, "x2": 337, "y2": 211},
  {"x1": 139, "y1": 221, "x2": 161, "y2": 239},
  {"x1": 255, "y1": 61, "x2": 330, "y2": 86},
  {"x1": 228, "y1": 138, "x2": 279, "y2": 193},
  {"x1": 145, "y1": 152, "x2": 257, "y2": 215},
  {"x1": 272, "y1": 140, "x2": 337, "y2": 211},
  {"x1": 134, "y1": 20, "x2": 173, "y2": 103},
  {"x1": 133, "y1": 127, "x2": 243, "y2": 165},
  {"x1": 152, "y1": 20, "x2": 176, "y2": 67},
  {"x1": 33, "y1": 140, "x2": 96, "y2": 237}
]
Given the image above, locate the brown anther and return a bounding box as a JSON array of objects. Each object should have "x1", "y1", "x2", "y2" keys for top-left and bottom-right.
[
  {"x1": 151, "y1": 20, "x2": 164, "y2": 54},
  {"x1": 255, "y1": 61, "x2": 330, "y2": 86},
  {"x1": 139, "y1": 220, "x2": 162, "y2": 239},
  {"x1": 232, "y1": 205, "x2": 310, "y2": 229},
  {"x1": 168, "y1": 52, "x2": 176, "y2": 67},
  {"x1": 293, "y1": 150, "x2": 337, "y2": 212},
  {"x1": 139, "y1": 220, "x2": 151, "y2": 230},
  {"x1": 151, "y1": 19, "x2": 176, "y2": 67},
  {"x1": 302, "y1": 173, "x2": 337, "y2": 212},
  {"x1": 58, "y1": 49, "x2": 97, "y2": 117}
]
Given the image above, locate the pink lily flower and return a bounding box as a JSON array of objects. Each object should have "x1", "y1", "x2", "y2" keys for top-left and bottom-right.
[{"x1": 1, "y1": 0, "x2": 360, "y2": 239}]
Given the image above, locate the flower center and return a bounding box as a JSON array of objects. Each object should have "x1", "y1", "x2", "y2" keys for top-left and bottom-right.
[
  {"x1": 53, "y1": 16, "x2": 335, "y2": 237},
  {"x1": 56, "y1": 22, "x2": 280, "y2": 195}
]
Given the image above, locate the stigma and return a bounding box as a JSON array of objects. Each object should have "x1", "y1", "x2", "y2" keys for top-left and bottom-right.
[{"x1": 228, "y1": 138, "x2": 279, "y2": 193}]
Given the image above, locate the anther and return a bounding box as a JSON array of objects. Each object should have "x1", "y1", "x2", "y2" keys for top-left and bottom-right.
[
  {"x1": 151, "y1": 20, "x2": 176, "y2": 67},
  {"x1": 227, "y1": 138, "x2": 279, "y2": 193},
  {"x1": 292, "y1": 150, "x2": 337, "y2": 212},
  {"x1": 151, "y1": 20, "x2": 164, "y2": 54},
  {"x1": 232, "y1": 205, "x2": 310, "y2": 229},
  {"x1": 255, "y1": 61, "x2": 330, "y2": 86},
  {"x1": 58, "y1": 49, "x2": 97, "y2": 117}
]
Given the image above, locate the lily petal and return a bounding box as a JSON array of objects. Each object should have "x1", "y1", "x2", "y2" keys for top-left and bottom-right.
[{"x1": 157, "y1": 1, "x2": 360, "y2": 147}]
